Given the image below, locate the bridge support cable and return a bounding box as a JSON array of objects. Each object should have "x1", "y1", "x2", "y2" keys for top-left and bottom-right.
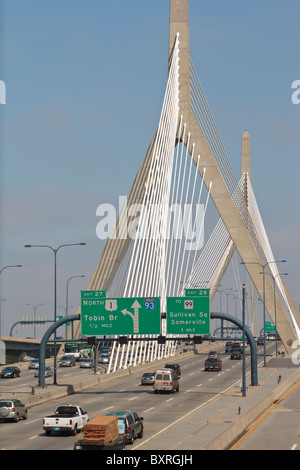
[
  {"x1": 189, "y1": 54, "x2": 299, "y2": 344},
  {"x1": 70, "y1": 1, "x2": 298, "y2": 370},
  {"x1": 123, "y1": 34, "x2": 180, "y2": 304},
  {"x1": 247, "y1": 178, "x2": 300, "y2": 339},
  {"x1": 106, "y1": 34, "x2": 181, "y2": 372}
]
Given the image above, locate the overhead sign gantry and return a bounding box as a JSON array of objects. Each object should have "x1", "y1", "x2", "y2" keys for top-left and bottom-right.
[{"x1": 81, "y1": 289, "x2": 210, "y2": 337}]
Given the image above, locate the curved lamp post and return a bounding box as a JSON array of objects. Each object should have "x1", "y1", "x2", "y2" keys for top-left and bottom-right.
[{"x1": 24, "y1": 243, "x2": 86, "y2": 384}]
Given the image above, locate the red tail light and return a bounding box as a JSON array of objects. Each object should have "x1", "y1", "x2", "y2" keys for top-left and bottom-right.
[
  {"x1": 12, "y1": 407, "x2": 15, "y2": 412},
  {"x1": 126, "y1": 427, "x2": 130, "y2": 434},
  {"x1": 70, "y1": 419, "x2": 72, "y2": 425}
]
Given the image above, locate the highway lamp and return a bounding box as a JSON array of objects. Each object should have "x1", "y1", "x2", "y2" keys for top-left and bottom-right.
[
  {"x1": 0, "y1": 299, "x2": 7, "y2": 337},
  {"x1": 219, "y1": 288, "x2": 233, "y2": 338},
  {"x1": 241, "y1": 260, "x2": 286, "y2": 366},
  {"x1": 26, "y1": 303, "x2": 44, "y2": 340},
  {"x1": 226, "y1": 290, "x2": 238, "y2": 337},
  {"x1": 260, "y1": 272, "x2": 288, "y2": 356},
  {"x1": 58, "y1": 305, "x2": 74, "y2": 339},
  {"x1": 0, "y1": 264, "x2": 22, "y2": 336},
  {"x1": 242, "y1": 284, "x2": 246, "y2": 397},
  {"x1": 24, "y1": 243, "x2": 86, "y2": 384},
  {"x1": 66, "y1": 275, "x2": 85, "y2": 339}
]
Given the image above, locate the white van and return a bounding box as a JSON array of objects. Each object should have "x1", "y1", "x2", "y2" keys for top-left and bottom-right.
[{"x1": 153, "y1": 368, "x2": 179, "y2": 393}]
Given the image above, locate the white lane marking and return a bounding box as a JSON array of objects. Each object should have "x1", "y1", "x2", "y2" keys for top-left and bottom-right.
[
  {"x1": 144, "y1": 407, "x2": 154, "y2": 412},
  {"x1": 134, "y1": 378, "x2": 244, "y2": 450},
  {"x1": 129, "y1": 396, "x2": 138, "y2": 401},
  {"x1": 24, "y1": 418, "x2": 41, "y2": 425}
]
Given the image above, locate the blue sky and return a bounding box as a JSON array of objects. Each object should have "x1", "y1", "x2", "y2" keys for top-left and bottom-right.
[{"x1": 0, "y1": 0, "x2": 299, "y2": 338}]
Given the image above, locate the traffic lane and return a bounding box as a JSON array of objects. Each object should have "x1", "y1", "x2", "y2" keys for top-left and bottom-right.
[
  {"x1": 0, "y1": 363, "x2": 97, "y2": 399},
  {"x1": 0, "y1": 345, "x2": 269, "y2": 451},
  {"x1": 231, "y1": 381, "x2": 300, "y2": 450},
  {"x1": 0, "y1": 354, "x2": 245, "y2": 450}
]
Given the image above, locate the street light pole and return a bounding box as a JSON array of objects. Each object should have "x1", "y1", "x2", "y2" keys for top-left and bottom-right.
[
  {"x1": 0, "y1": 265, "x2": 22, "y2": 336},
  {"x1": 242, "y1": 283, "x2": 246, "y2": 397},
  {"x1": 25, "y1": 243, "x2": 86, "y2": 384},
  {"x1": 261, "y1": 272, "x2": 288, "y2": 356},
  {"x1": 66, "y1": 275, "x2": 85, "y2": 339},
  {"x1": 241, "y1": 259, "x2": 286, "y2": 366},
  {"x1": 26, "y1": 303, "x2": 44, "y2": 339},
  {"x1": 219, "y1": 288, "x2": 232, "y2": 338}
]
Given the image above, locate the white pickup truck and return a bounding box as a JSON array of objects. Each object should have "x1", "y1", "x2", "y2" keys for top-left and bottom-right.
[{"x1": 43, "y1": 404, "x2": 89, "y2": 436}]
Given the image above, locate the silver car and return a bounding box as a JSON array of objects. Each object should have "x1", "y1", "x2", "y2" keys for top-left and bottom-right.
[
  {"x1": 80, "y1": 358, "x2": 93, "y2": 368},
  {"x1": 98, "y1": 353, "x2": 110, "y2": 364},
  {"x1": 141, "y1": 372, "x2": 155, "y2": 385},
  {"x1": 0, "y1": 399, "x2": 28, "y2": 422},
  {"x1": 28, "y1": 359, "x2": 39, "y2": 369},
  {"x1": 59, "y1": 355, "x2": 76, "y2": 367},
  {"x1": 34, "y1": 366, "x2": 53, "y2": 377}
]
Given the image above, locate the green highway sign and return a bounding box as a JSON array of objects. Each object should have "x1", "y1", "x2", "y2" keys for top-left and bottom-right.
[
  {"x1": 265, "y1": 321, "x2": 276, "y2": 332},
  {"x1": 185, "y1": 288, "x2": 210, "y2": 297},
  {"x1": 166, "y1": 296, "x2": 210, "y2": 335},
  {"x1": 81, "y1": 290, "x2": 106, "y2": 298},
  {"x1": 81, "y1": 295, "x2": 161, "y2": 336}
]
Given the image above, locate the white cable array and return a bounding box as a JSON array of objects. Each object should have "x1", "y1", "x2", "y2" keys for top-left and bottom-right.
[
  {"x1": 105, "y1": 34, "x2": 181, "y2": 372},
  {"x1": 123, "y1": 34, "x2": 180, "y2": 304},
  {"x1": 247, "y1": 176, "x2": 300, "y2": 339},
  {"x1": 190, "y1": 60, "x2": 269, "y2": 268}
]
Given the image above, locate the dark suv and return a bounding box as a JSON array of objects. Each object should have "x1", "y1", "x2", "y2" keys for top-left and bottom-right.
[
  {"x1": 204, "y1": 357, "x2": 222, "y2": 371},
  {"x1": 164, "y1": 363, "x2": 181, "y2": 377},
  {"x1": 106, "y1": 411, "x2": 144, "y2": 445}
]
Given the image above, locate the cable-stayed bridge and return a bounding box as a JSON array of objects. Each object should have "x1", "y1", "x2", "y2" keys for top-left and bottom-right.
[{"x1": 71, "y1": 0, "x2": 300, "y2": 372}]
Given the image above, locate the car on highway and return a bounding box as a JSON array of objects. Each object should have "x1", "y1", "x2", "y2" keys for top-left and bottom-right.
[
  {"x1": 80, "y1": 358, "x2": 94, "y2": 368},
  {"x1": 230, "y1": 351, "x2": 242, "y2": 360},
  {"x1": 204, "y1": 357, "x2": 222, "y2": 371},
  {"x1": 99, "y1": 353, "x2": 110, "y2": 364},
  {"x1": 225, "y1": 342, "x2": 233, "y2": 353},
  {"x1": 185, "y1": 339, "x2": 193, "y2": 346},
  {"x1": 257, "y1": 337, "x2": 264, "y2": 345},
  {"x1": 59, "y1": 355, "x2": 76, "y2": 367},
  {"x1": 28, "y1": 358, "x2": 40, "y2": 369},
  {"x1": 34, "y1": 366, "x2": 53, "y2": 377},
  {"x1": 43, "y1": 404, "x2": 89, "y2": 436},
  {"x1": 106, "y1": 410, "x2": 144, "y2": 445},
  {"x1": 0, "y1": 366, "x2": 21, "y2": 378},
  {"x1": 164, "y1": 363, "x2": 181, "y2": 377},
  {"x1": 153, "y1": 368, "x2": 179, "y2": 393},
  {"x1": 0, "y1": 399, "x2": 28, "y2": 422},
  {"x1": 231, "y1": 342, "x2": 242, "y2": 353},
  {"x1": 140, "y1": 371, "x2": 155, "y2": 385},
  {"x1": 208, "y1": 351, "x2": 219, "y2": 358}
]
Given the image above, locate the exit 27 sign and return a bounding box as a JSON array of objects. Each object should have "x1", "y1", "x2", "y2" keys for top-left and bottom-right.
[{"x1": 81, "y1": 293, "x2": 161, "y2": 335}]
